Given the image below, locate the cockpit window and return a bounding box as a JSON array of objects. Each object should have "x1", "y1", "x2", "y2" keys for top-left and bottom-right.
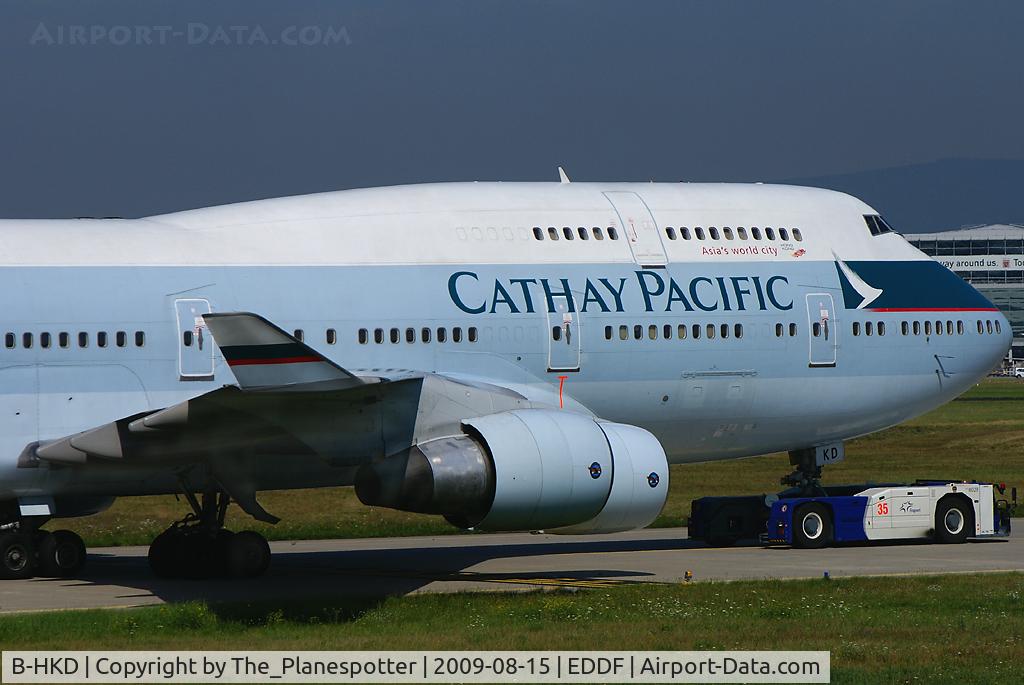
[{"x1": 864, "y1": 214, "x2": 896, "y2": 236}]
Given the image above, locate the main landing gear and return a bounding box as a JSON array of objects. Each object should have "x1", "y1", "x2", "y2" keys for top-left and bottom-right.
[
  {"x1": 0, "y1": 524, "x2": 87, "y2": 580},
  {"x1": 148, "y1": 487, "x2": 271, "y2": 579}
]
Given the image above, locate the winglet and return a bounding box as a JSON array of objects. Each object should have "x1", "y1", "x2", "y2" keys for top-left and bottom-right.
[
  {"x1": 558, "y1": 166, "x2": 571, "y2": 184},
  {"x1": 203, "y1": 312, "x2": 363, "y2": 389}
]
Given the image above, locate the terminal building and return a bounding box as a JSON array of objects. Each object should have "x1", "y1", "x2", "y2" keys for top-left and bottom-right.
[{"x1": 906, "y1": 224, "x2": 1024, "y2": 363}]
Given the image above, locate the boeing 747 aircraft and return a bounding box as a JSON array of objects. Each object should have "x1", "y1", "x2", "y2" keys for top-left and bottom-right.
[{"x1": 0, "y1": 181, "x2": 1010, "y2": 579}]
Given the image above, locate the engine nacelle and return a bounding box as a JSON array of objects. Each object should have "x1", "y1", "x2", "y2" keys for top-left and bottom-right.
[{"x1": 354, "y1": 409, "x2": 668, "y2": 534}]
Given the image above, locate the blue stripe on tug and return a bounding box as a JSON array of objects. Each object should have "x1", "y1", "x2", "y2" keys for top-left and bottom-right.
[{"x1": 765, "y1": 497, "x2": 870, "y2": 545}]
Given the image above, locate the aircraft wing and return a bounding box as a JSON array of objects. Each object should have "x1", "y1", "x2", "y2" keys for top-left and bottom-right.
[{"x1": 30, "y1": 313, "x2": 543, "y2": 521}]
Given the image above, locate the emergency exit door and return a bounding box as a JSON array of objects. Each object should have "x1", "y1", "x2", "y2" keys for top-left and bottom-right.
[
  {"x1": 175, "y1": 298, "x2": 214, "y2": 380},
  {"x1": 806, "y1": 293, "x2": 837, "y2": 368}
]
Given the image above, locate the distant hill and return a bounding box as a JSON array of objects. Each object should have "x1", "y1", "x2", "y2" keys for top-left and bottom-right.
[{"x1": 780, "y1": 158, "x2": 1024, "y2": 234}]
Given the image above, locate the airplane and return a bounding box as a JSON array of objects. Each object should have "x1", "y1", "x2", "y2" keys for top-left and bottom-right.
[{"x1": 0, "y1": 180, "x2": 1010, "y2": 580}]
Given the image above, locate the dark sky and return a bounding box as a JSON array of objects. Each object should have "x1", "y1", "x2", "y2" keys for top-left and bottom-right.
[{"x1": 1, "y1": 0, "x2": 1021, "y2": 218}]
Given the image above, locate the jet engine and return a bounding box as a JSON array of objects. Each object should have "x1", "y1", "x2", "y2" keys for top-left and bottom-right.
[{"x1": 354, "y1": 409, "x2": 668, "y2": 534}]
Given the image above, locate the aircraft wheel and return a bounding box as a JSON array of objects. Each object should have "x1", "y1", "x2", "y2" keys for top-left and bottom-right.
[
  {"x1": 792, "y1": 503, "x2": 833, "y2": 549},
  {"x1": 36, "y1": 530, "x2": 86, "y2": 578},
  {"x1": 148, "y1": 529, "x2": 185, "y2": 578},
  {"x1": 224, "y1": 531, "x2": 271, "y2": 578},
  {"x1": 935, "y1": 497, "x2": 973, "y2": 544},
  {"x1": 0, "y1": 532, "x2": 35, "y2": 580}
]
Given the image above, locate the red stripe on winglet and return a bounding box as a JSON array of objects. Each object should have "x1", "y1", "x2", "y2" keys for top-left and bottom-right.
[{"x1": 227, "y1": 356, "x2": 321, "y2": 366}]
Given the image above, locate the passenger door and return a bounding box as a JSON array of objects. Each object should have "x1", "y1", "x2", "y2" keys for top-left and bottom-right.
[
  {"x1": 806, "y1": 293, "x2": 837, "y2": 368},
  {"x1": 603, "y1": 191, "x2": 668, "y2": 267},
  {"x1": 174, "y1": 298, "x2": 214, "y2": 381},
  {"x1": 546, "y1": 297, "x2": 581, "y2": 372}
]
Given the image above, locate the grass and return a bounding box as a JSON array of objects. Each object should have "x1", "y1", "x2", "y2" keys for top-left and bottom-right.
[
  {"x1": 52, "y1": 379, "x2": 1024, "y2": 547},
  {"x1": 0, "y1": 574, "x2": 1020, "y2": 683}
]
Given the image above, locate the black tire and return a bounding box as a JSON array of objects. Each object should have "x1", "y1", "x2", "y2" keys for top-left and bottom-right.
[
  {"x1": 935, "y1": 497, "x2": 974, "y2": 544},
  {"x1": 36, "y1": 530, "x2": 86, "y2": 578},
  {"x1": 0, "y1": 532, "x2": 35, "y2": 580},
  {"x1": 792, "y1": 503, "x2": 833, "y2": 549},
  {"x1": 148, "y1": 529, "x2": 184, "y2": 578},
  {"x1": 224, "y1": 531, "x2": 271, "y2": 578}
]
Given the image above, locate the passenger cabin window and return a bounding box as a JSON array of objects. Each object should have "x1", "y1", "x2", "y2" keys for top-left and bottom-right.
[
  {"x1": 293, "y1": 329, "x2": 304, "y2": 342},
  {"x1": 789, "y1": 323, "x2": 797, "y2": 336},
  {"x1": 78, "y1": 332, "x2": 89, "y2": 347},
  {"x1": 695, "y1": 227, "x2": 706, "y2": 240},
  {"x1": 374, "y1": 328, "x2": 384, "y2": 344},
  {"x1": 852, "y1": 322, "x2": 860, "y2": 336},
  {"x1": 593, "y1": 227, "x2": 605, "y2": 240},
  {"x1": 326, "y1": 328, "x2": 337, "y2": 344},
  {"x1": 793, "y1": 228, "x2": 803, "y2": 241},
  {"x1": 562, "y1": 227, "x2": 574, "y2": 240},
  {"x1": 452, "y1": 327, "x2": 463, "y2": 343},
  {"x1": 4, "y1": 333, "x2": 13, "y2": 349},
  {"x1": 135, "y1": 331, "x2": 145, "y2": 347},
  {"x1": 752, "y1": 227, "x2": 762, "y2": 240},
  {"x1": 183, "y1": 330, "x2": 193, "y2": 347},
  {"x1": 421, "y1": 327, "x2": 431, "y2": 343},
  {"x1": 577, "y1": 227, "x2": 589, "y2": 240},
  {"x1": 533, "y1": 227, "x2": 543, "y2": 240},
  {"x1": 666, "y1": 227, "x2": 677, "y2": 240},
  {"x1": 23, "y1": 333, "x2": 32, "y2": 349},
  {"x1": 765, "y1": 227, "x2": 776, "y2": 241},
  {"x1": 58, "y1": 332, "x2": 69, "y2": 348},
  {"x1": 709, "y1": 227, "x2": 720, "y2": 240},
  {"x1": 737, "y1": 227, "x2": 748, "y2": 240},
  {"x1": 437, "y1": 327, "x2": 447, "y2": 343},
  {"x1": 681, "y1": 227, "x2": 691, "y2": 240},
  {"x1": 405, "y1": 327, "x2": 415, "y2": 343},
  {"x1": 390, "y1": 328, "x2": 400, "y2": 344},
  {"x1": 97, "y1": 332, "x2": 107, "y2": 348},
  {"x1": 40, "y1": 332, "x2": 51, "y2": 349},
  {"x1": 358, "y1": 329, "x2": 368, "y2": 344},
  {"x1": 468, "y1": 327, "x2": 478, "y2": 342},
  {"x1": 724, "y1": 227, "x2": 734, "y2": 240},
  {"x1": 547, "y1": 227, "x2": 559, "y2": 241},
  {"x1": 779, "y1": 228, "x2": 789, "y2": 241},
  {"x1": 607, "y1": 227, "x2": 619, "y2": 240}
]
